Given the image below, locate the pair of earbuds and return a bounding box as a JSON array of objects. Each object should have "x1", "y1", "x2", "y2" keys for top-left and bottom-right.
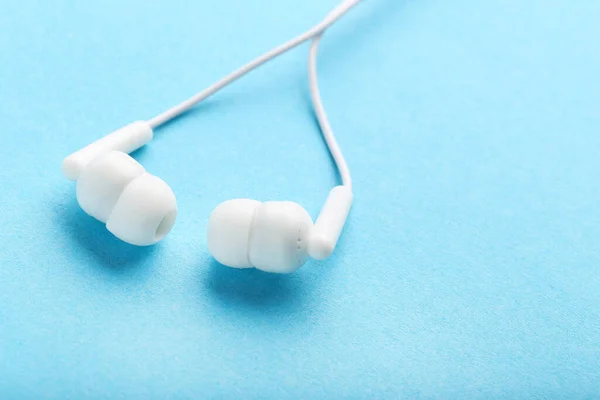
[{"x1": 62, "y1": 0, "x2": 360, "y2": 273}]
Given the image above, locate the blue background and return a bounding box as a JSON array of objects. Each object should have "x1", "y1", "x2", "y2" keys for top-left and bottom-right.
[{"x1": 1, "y1": 0, "x2": 599, "y2": 398}]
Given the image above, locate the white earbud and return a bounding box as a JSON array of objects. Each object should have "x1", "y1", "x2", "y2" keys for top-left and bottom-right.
[
  {"x1": 206, "y1": 5, "x2": 358, "y2": 273},
  {"x1": 207, "y1": 186, "x2": 352, "y2": 273},
  {"x1": 207, "y1": 200, "x2": 313, "y2": 273},
  {"x1": 62, "y1": 121, "x2": 177, "y2": 246}
]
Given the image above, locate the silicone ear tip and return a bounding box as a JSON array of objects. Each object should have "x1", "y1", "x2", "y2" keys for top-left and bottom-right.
[
  {"x1": 207, "y1": 199, "x2": 261, "y2": 268},
  {"x1": 106, "y1": 173, "x2": 177, "y2": 246}
]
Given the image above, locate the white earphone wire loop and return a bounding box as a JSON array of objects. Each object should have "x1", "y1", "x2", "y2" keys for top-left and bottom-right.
[
  {"x1": 146, "y1": 0, "x2": 361, "y2": 129},
  {"x1": 308, "y1": 34, "x2": 352, "y2": 190}
]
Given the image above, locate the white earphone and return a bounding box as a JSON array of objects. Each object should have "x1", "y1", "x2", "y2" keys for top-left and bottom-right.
[
  {"x1": 62, "y1": 121, "x2": 177, "y2": 246},
  {"x1": 62, "y1": 0, "x2": 359, "y2": 273}
]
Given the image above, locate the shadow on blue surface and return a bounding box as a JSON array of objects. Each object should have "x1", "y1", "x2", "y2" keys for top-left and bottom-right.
[
  {"x1": 54, "y1": 194, "x2": 158, "y2": 273},
  {"x1": 204, "y1": 259, "x2": 312, "y2": 312}
]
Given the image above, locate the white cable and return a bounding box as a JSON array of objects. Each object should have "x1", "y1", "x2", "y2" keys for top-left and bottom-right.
[
  {"x1": 147, "y1": 0, "x2": 361, "y2": 129},
  {"x1": 308, "y1": 34, "x2": 352, "y2": 190}
]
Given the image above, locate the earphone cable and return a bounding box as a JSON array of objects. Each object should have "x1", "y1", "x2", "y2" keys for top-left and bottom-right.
[
  {"x1": 146, "y1": 0, "x2": 361, "y2": 129},
  {"x1": 308, "y1": 34, "x2": 352, "y2": 190}
]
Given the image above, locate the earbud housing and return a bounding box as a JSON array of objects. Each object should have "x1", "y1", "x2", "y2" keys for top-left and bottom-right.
[{"x1": 207, "y1": 200, "x2": 313, "y2": 273}]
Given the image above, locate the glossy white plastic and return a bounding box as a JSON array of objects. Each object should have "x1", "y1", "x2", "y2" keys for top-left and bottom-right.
[
  {"x1": 307, "y1": 186, "x2": 353, "y2": 260},
  {"x1": 74, "y1": 150, "x2": 177, "y2": 246},
  {"x1": 76, "y1": 151, "x2": 146, "y2": 223},
  {"x1": 63, "y1": 119, "x2": 176, "y2": 246},
  {"x1": 106, "y1": 172, "x2": 177, "y2": 246},
  {"x1": 62, "y1": 121, "x2": 153, "y2": 181},
  {"x1": 207, "y1": 199, "x2": 261, "y2": 268},
  {"x1": 248, "y1": 201, "x2": 313, "y2": 274},
  {"x1": 207, "y1": 200, "x2": 313, "y2": 273}
]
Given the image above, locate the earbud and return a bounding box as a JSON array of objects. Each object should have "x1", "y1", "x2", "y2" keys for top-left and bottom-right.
[
  {"x1": 203, "y1": 0, "x2": 359, "y2": 273},
  {"x1": 207, "y1": 200, "x2": 313, "y2": 273},
  {"x1": 62, "y1": 121, "x2": 177, "y2": 246},
  {"x1": 207, "y1": 186, "x2": 352, "y2": 273}
]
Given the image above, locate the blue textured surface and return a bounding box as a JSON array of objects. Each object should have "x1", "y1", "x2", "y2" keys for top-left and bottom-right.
[{"x1": 1, "y1": 0, "x2": 599, "y2": 398}]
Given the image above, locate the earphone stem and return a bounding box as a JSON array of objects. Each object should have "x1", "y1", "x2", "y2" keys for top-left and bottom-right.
[
  {"x1": 308, "y1": 186, "x2": 353, "y2": 260},
  {"x1": 61, "y1": 121, "x2": 153, "y2": 181}
]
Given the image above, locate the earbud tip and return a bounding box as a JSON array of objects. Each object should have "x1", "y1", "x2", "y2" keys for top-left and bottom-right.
[
  {"x1": 106, "y1": 173, "x2": 177, "y2": 246},
  {"x1": 207, "y1": 199, "x2": 261, "y2": 268}
]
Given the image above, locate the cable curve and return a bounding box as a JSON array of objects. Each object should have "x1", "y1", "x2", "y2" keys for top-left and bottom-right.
[
  {"x1": 146, "y1": 0, "x2": 361, "y2": 129},
  {"x1": 308, "y1": 34, "x2": 352, "y2": 190}
]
